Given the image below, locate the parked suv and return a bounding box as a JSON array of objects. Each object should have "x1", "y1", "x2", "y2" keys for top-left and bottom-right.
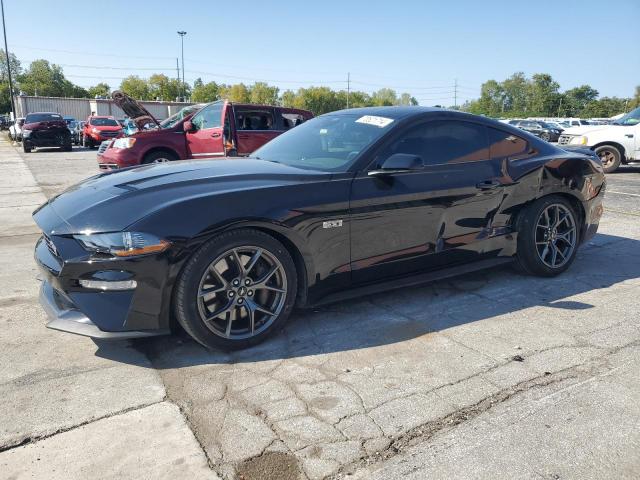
[
  {"x1": 98, "y1": 91, "x2": 313, "y2": 169},
  {"x1": 82, "y1": 115, "x2": 123, "y2": 148},
  {"x1": 21, "y1": 112, "x2": 72, "y2": 153},
  {"x1": 508, "y1": 120, "x2": 562, "y2": 142},
  {"x1": 558, "y1": 106, "x2": 640, "y2": 173}
]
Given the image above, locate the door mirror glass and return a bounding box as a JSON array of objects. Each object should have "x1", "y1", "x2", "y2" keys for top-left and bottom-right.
[{"x1": 184, "y1": 120, "x2": 195, "y2": 132}]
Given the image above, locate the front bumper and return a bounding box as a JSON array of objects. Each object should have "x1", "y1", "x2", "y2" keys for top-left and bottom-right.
[
  {"x1": 40, "y1": 280, "x2": 167, "y2": 339},
  {"x1": 33, "y1": 231, "x2": 173, "y2": 339},
  {"x1": 98, "y1": 147, "x2": 140, "y2": 169}
]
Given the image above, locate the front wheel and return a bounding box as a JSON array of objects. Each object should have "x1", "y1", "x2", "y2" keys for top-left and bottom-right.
[
  {"x1": 142, "y1": 150, "x2": 178, "y2": 164},
  {"x1": 516, "y1": 195, "x2": 580, "y2": 277},
  {"x1": 595, "y1": 145, "x2": 621, "y2": 174},
  {"x1": 22, "y1": 142, "x2": 32, "y2": 153},
  {"x1": 174, "y1": 229, "x2": 298, "y2": 350},
  {"x1": 540, "y1": 132, "x2": 551, "y2": 142}
]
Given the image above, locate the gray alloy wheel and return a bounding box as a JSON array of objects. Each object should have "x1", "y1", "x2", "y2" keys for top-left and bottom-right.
[
  {"x1": 196, "y1": 246, "x2": 288, "y2": 340},
  {"x1": 540, "y1": 131, "x2": 551, "y2": 142},
  {"x1": 534, "y1": 203, "x2": 577, "y2": 269},
  {"x1": 595, "y1": 145, "x2": 621, "y2": 173}
]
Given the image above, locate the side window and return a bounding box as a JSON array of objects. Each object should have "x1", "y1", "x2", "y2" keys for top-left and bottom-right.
[
  {"x1": 281, "y1": 112, "x2": 306, "y2": 130},
  {"x1": 382, "y1": 120, "x2": 489, "y2": 166},
  {"x1": 487, "y1": 127, "x2": 532, "y2": 161},
  {"x1": 191, "y1": 103, "x2": 223, "y2": 130},
  {"x1": 235, "y1": 109, "x2": 275, "y2": 131}
]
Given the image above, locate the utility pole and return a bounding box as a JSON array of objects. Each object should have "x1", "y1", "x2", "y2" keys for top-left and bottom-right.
[
  {"x1": 1, "y1": 0, "x2": 16, "y2": 120},
  {"x1": 347, "y1": 72, "x2": 350, "y2": 109},
  {"x1": 454, "y1": 78, "x2": 458, "y2": 109},
  {"x1": 176, "y1": 57, "x2": 180, "y2": 83},
  {"x1": 177, "y1": 31, "x2": 187, "y2": 102},
  {"x1": 557, "y1": 97, "x2": 563, "y2": 117}
]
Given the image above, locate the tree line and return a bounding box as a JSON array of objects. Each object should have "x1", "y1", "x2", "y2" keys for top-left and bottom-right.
[
  {"x1": 464, "y1": 72, "x2": 639, "y2": 118},
  {"x1": 2, "y1": 52, "x2": 638, "y2": 118}
]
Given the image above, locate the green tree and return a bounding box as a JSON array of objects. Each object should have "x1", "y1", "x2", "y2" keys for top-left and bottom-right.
[
  {"x1": 631, "y1": 85, "x2": 640, "y2": 109},
  {"x1": 0, "y1": 50, "x2": 21, "y2": 113},
  {"x1": 581, "y1": 97, "x2": 630, "y2": 118},
  {"x1": 501, "y1": 72, "x2": 528, "y2": 115},
  {"x1": 220, "y1": 83, "x2": 250, "y2": 102},
  {"x1": 192, "y1": 80, "x2": 220, "y2": 102},
  {"x1": 467, "y1": 79, "x2": 503, "y2": 117},
  {"x1": 17, "y1": 59, "x2": 68, "y2": 96},
  {"x1": 398, "y1": 92, "x2": 418, "y2": 106},
  {"x1": 371, "y1": 88, "x2": 397, "y2": 106},
  {"x1": 249, "y1": 82, "x2": 279, "y2": 105},
  {"x1": 561, "y1": 85, "x2": 599, "y2": 116},
  {"x1": 148, "y1": 73, "x2": 184, "y2": 101},
  {"x1": 87, "y1": 82, "x2": 111, "y2": 98},
  {"x1": 119, "y1": 75, "x2": 151, "y2": 100},
  {"x1": 527, "y1": 73, "x2": 560, "y2": 116},
  {"x1": 286, "y1": 86, "x2": 343, "y2": 115},
  {"x1": 280, "y1": 89, "x2": 297, "y2": 107}
]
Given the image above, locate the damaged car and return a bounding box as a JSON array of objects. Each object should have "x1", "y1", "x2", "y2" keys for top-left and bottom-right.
[
  {"x1": 22, "y1": 112, "x2": 72, "y2": 153},
  {"x1": 33, "y1": 107, "x2": 605, "y2": 350}
]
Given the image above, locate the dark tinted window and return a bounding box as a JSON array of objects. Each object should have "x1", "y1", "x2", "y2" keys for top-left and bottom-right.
[
  {"x1": 90, "y1": 117, "x2": 119, "y2": 127},
  {"x1": 25, "y1": 113, "x2": 63, "y2": 123},
  {"x1": 236, "y1": 108, "x2": 275, "y2": 131},
  {"x1": 382, "y1": 120, "x2": 489, "y2": 166},
  {"x1": 488, "y1": 127, "x2": 531, "y2": 160}
]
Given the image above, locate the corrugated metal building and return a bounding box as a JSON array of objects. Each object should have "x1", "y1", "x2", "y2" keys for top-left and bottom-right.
[{"x1": 14, "y1": 95, "x2": 194, "y2": 121}]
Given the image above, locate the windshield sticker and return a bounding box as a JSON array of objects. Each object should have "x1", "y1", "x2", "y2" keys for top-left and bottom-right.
[{"x1": 355, "y1": 115, "x2": 394, "y2": 128}]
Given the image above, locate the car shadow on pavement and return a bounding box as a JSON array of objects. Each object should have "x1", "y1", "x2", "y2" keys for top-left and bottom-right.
[{"x1": 94, "y1": 232, "x2": 640, "y2": 368}]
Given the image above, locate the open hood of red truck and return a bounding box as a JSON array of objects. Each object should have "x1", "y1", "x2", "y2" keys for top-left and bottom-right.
[{"x1": 111, "y1": 91, "x2": 160, "y2": 130}]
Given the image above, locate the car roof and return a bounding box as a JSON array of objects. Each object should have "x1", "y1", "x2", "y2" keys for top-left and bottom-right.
[
  {"x1": 89, "y1": 115, "x2": 116, "y2": 118},
  {"x1": 326, "y1": 106, "x2": 442, "y2": 119},
  {"x1": 27, "y1": 112, "x2": 61, "y2": 115}
]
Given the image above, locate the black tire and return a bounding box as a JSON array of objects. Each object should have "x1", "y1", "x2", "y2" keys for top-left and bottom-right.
[
  {"x1": 63, "y1": 143, "x2": 72, "y2": 152},
  {"x1": 143, "y1": 150, "x2": 178, "y2": 164},
  {"x1": 174, "y1": 229, "x2": 298, "y2": 350},
  {"x1": 22, "y1": 142, "x2": 31, "y2": 153},
  {"x1": 594, "y1": 145, "x2": 621, "y2": 174},
  {"x1": 82, "y1": 135, "x2": 92, "y2": 149},
  {"x1": 515, "y1": 195, "x2": 581, "y2": 277},
  {"x1": 540, "y1": 132, "x2": 551, "y2": 142}
]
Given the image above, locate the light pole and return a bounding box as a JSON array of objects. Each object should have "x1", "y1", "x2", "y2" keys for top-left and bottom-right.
[
  {"x1": 177, "y1": 31, "x2": 186, "y2": 102},
  {"x1": 1, "y1": 0, "x2": 17, "y2": 120}
]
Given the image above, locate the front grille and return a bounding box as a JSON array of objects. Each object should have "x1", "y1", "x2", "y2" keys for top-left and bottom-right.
[
  {"x1": 558, "y1": 135, "x2": 572, "y2": 145},
  {"x1": 100, "y1": 131, "x2": 119, "y2": 138},
  {"x1": 43, "y1": 235, "x2": 59, "y2": 257}
]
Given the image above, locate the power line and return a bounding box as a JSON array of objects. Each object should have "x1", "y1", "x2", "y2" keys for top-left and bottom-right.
[{"x1": 9, "y1": 44, "x2": 176, "y2": 60}]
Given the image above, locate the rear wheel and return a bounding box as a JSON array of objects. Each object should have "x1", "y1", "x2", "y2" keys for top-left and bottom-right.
[
  {"x1": 82, "y1": 135, "x2": 93, "y2": 149},
  {"x1": 516, "y1": 195, "x2": 580, "y2": 276},
  {"x1": 143, "y1": 150, "x2": 178, "y2": 164},
  {"x1": 595, "y1": 145, "x2": 621, "y2": 173},
  {"x1": 540, "y1": 131, "x2": 551, "y2": 142},
  {"x1": 174, "y1": 229, "x2": 297, "y2": 350}
]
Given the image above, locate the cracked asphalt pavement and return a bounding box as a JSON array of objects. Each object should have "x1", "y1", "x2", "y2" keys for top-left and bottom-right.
[{"x1": 1, "y1": 138, "x2": 638, "y2": 479}]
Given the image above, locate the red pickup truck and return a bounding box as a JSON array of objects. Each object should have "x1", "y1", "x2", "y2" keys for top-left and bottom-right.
[
  {"x1": 98, "y1": 91, "x2": 313, "y2": 169},
  {"x1": 82, "y1": 115, "x2": 124, "y2": 148}
]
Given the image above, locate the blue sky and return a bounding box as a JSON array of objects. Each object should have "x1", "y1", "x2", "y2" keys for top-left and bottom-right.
[{"x1": 4, "y1": 0, "x2": 639, "y2": 105}]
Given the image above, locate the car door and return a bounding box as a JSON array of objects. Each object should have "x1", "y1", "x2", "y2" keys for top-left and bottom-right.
[
  {"x1": 185, "y1": 102, "x2": 226, "y2": 158},
  {"x1": 233, "y1": 106, "x2": 279, "y2": 155},
  {"x1": 350, "y1": 119, "x2": 506, "y2": 284}
]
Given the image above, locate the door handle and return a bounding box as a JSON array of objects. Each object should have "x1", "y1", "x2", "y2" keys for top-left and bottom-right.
[
  {"x1": 625, "y1": 134, "x2": 634, "y2": 138},
  {"x1": 211, "y1": 132, "x2": 221, "y2": 138},
  {"x1": 476, "y1": 180, "x2": 501, "y2": 190},
  {"x1": 238, "y1": 134, "x2": 250, "y2": 139}
]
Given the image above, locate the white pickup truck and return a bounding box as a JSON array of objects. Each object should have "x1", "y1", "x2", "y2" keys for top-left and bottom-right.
[{"x1": 558, "y1": 107, "x2": 640, "y2": 173}]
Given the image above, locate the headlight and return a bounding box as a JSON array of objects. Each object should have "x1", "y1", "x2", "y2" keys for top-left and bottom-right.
[
  {"x1": 74, "y1": 232, "x2": 171, "y2": 257},
  {"x1": 91, "y1": 127, "x2": 100, "y2": 134},
  {"x1": 112, "y1": 137, "x2": 136, "y2": 149},
  {"x1": 22, "y1": 129, "x2": 31, "y2": 138},
  {"x1": 568, "y1": 135, "x2": 588, "y2": 145}
]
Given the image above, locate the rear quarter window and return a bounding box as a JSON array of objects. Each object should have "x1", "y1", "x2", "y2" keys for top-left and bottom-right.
[{"x1": 488, "y1": 127, "x2": 534, "y2": 161}]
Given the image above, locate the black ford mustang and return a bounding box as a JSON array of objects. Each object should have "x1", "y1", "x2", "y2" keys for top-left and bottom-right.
[{"x1": 33, "y1": 107, "x2": 605, "y2": 350}]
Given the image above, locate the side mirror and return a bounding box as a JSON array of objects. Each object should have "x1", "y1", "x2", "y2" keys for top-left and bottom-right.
[
  {"x1": 368, "y1": 153, "x2": 423, "y2": 177},
  {"x1": 184, "y1": 120, "x2": 195, "y2": 132}
]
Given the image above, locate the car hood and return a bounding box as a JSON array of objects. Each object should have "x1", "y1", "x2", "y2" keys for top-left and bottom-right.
[
  {"x1": 33, "y1": 158, "x2": 330, "y2": 235},
  {"x1": 111, "y1": 90, "x2": 160, "y2": 130},
  {"x1": 562, "y1": 125, "x2": 619, "y2": 135},
  {"x1": 24, "y1": 120, "x2": 68, "y2": 131}
]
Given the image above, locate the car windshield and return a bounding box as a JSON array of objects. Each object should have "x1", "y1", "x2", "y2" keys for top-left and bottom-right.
[
  {"x1": 252, "y1": 113, "x2": 396, "y2": 172},
  {"x1": 160, "y1": 105, "x2": 203, "y2": 129},
  {"x1": 25, "y1": 113, "x2": 63, "y2": 123},
  {"x1": 91, "y1": 118, "x2": 119, "y2": 126},
  {"x1": 613, "y1": 107, "x2": 640, "y2": 126}
]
